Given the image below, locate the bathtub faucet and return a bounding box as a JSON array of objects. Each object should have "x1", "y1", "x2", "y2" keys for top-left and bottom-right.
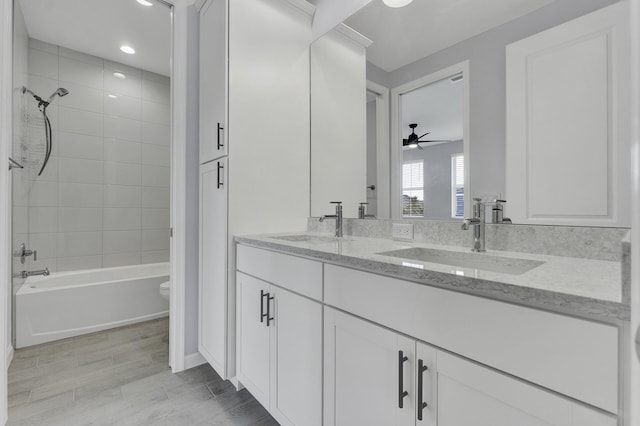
[{"x1": 13, "y1": 268, "x2": 50, "y2": 279}]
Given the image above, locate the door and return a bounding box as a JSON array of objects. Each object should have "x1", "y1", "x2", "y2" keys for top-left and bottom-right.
[
  {"x1": 198, "y1": 158, "x2": 228, "y2": 377},
  {"x1": 324, "y1": 307, "x2": 414, "y2": 426},
  {"x1": 199, "y1": 0, "x2": 227, "y2": 163},
  {"x1": 236, "y1": 272, "x2": 270, "y2": 408},
  {"x1": 270, "y1": 287, "x2": 322, "y2": 426}
]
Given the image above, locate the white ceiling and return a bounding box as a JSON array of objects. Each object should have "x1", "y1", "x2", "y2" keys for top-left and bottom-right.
[
  {"x1": 345, "y1": 0, "x2": 554, "y2": 72},
  {"x1": 400, "y1": 75, "x2": 463, "y2": 146},
  {"x1": 19, "y1": 0, "x2": 171, "y2": 76}
]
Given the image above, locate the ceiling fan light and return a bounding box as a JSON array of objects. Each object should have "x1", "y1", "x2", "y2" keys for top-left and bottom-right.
[
  {"x1": 382, "y1": 0, "x2": 414, "y2": 8},
  {"x1": 408, "y1": 142, "x2": 418, "y2": 149}
]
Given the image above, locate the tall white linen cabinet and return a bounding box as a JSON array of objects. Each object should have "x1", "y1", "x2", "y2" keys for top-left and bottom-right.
[{"x1": 197, "y1": 0, "x2": 313, "y2": 380}]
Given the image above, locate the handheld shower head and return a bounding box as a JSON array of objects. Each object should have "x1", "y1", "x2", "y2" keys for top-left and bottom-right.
[{"x1": 48, "y1": 88, "x2": 69, "y2": 101}]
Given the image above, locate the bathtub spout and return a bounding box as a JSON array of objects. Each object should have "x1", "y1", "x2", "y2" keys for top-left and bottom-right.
[{"x1": 13, "y1": 268, "x2": 49, "y2": 279}]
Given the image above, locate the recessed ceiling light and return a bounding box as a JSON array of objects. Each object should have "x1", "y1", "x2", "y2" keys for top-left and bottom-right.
[
  {"x1": 120, "y1": 45, "x2": 136, "y2": 55},
  {"x1": 113, "y1": 72, "x2": 126, "y2": 79},
  {"x1": 382, "y1": 0, "x2": 414, "y2": 7},
  {"x1": 136, "y1": 0, "x2": 153, "y2": 6},
  {"x1": 108, "y1": 94, "x2": 118, "y2": 99}
]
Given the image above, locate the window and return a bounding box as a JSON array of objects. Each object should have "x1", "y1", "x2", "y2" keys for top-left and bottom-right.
[
  {"x1": 451, "y1": 154, "x2": 464, "y2": 218},
  {"x1": 402, "y1": 160, "x2": 424, "y2": 217}
]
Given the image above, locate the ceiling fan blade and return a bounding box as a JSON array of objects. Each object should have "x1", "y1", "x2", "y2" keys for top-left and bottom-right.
[
  {"x1": 419, "y1": 139, "x2": 452, "y2": 143},
  {"x1": 417, "y1": 132, "x2": 430, "y2": 139},
  {"x1": 403, "y1": 138, "x2": 409, "y2": 143},
  {"x1": 417, "y1": 143, "x2": 423, "y2": 150}
]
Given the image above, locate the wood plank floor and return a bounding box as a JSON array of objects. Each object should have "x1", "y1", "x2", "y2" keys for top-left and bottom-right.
[{"x1": 8, "y1": 318, "x2": 279, "y2": 425}]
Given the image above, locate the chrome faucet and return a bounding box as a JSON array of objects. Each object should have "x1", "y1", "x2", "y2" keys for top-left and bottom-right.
[
  {"x1": 461, "y1": 197, "x2": 486, "y2": 252},
  {"x1": 14, "y1": 243, "x2": 37, "y2": 264},
  {"x1": 319, "y1": 201, "x2": 343, "y2": 238},
  {"x1": 488, "y1": 199, "x2": 512, "y2": 224},
  {"x1": 358, "y1": 202, "x2": 376, "y2": 219},
  {"x1": 13, "y1": 268, "x2": 50, "y2": 279}
]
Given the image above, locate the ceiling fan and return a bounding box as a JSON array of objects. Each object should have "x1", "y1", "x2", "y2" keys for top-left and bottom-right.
[{"x1": 402, "y1": 123, "x2": 451, "y2": 150}]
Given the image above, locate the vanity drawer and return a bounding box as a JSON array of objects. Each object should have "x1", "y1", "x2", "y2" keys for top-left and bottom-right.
[
  {"x1": 324, "y1": 264, "x2": 618, "y2": 413},
  {"x1": 236, "y1": 244, "x2": 322, "y2": 301}
]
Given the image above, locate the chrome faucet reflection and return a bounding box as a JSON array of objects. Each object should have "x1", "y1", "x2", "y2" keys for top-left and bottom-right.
[
  {"x1": 319, "y1": 201, "x2": 343, "y2": 238},
  {"x1": 358, "y1": 202, "x2": 376, "y2": 219},
  {"x1": 13, "y1": 268, "x2": 50, "y2": 279},
  {"x1": 461, "y1": 197, "x2": 486, "y2": 252}
]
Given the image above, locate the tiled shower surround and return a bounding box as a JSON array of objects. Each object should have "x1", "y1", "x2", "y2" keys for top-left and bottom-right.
[{"x1": 13, "y1": 39, "x2": 170, "y2": 273}]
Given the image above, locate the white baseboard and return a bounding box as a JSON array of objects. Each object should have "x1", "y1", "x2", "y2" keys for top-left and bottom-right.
[
  {"x1": 6, "y1": 344, "x2": 14, "y2": 367},
  {"x1": 183, "y1": 352, "x2": 207, "y2": 370}
]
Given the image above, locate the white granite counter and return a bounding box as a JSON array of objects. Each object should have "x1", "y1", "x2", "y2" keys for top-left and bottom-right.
[{"x1": 235, "y1": 233, "x2": 628, "y2": 323}]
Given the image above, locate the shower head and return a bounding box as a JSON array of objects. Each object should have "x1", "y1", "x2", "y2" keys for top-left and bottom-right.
[{"x1": 48, "y1": 88, "x2": 69, "y2": 101}]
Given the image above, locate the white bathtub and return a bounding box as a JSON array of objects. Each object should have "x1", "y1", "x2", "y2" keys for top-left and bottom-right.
[{"x1": 16, "y1": 263, "x2": 169, "y2": 348}]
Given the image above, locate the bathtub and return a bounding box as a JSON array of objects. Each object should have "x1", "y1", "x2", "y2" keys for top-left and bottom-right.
[{"x1": 16, "y1": 263, "x2": 169, "y2": 348}]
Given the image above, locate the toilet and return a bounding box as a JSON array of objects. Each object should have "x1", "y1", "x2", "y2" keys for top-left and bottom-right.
[{"x1": 159, "y1": 281, "x2": 170, "y2": 302}]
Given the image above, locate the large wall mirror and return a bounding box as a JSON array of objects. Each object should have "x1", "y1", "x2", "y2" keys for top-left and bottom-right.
[{"x1": 310, "y1": 0, "x2": 601, "y2": 223}]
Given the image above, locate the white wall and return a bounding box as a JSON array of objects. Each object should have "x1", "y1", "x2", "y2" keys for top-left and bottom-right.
[{"x1": 20, "y1": 39, "x2": 170, "y2": 273}]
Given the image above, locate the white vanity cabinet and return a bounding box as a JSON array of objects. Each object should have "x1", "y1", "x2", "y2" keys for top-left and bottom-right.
[
  {"x1": 236, "y1": 243, "x2": 620, "y2": 426},
  {"x1": 236, "y1": 246, "x2": 323, "y2": 426},
  {"x1": 324, "y1": 307, "x2": 617, "y2": 426},
  {"x1": 197, "y1": 0, "x2": 313, "y2": 380}
]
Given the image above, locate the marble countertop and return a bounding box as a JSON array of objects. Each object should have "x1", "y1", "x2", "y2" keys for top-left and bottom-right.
[{"x1": 235, "y1": 233, "x2": 629, "y2": 323}]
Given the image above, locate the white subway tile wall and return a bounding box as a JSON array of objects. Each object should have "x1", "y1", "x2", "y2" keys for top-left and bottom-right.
[{"x1": 22, "y1": 39, "x2": 170, "y2": 272}]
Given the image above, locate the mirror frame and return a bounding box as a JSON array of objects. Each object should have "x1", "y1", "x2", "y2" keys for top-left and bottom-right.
[
  {"x1": 366, "y1": 80, "x2": 390, "y2": 219},
  {"x1": 390, "y1": 60, "x2": 470, "y2": 220}
]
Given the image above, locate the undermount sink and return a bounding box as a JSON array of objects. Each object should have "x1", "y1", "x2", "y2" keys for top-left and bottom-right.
[
  {"x1": 377, "y1": 247, "x2": 545, "y2": 275},
  {"x1": 270, "y1": 234, "x2": 341, "y2": 243}
]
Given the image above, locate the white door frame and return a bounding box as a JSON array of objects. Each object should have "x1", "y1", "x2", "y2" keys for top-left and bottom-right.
[
  {"x1": 366, "y1": 80, "x2": 390, "y2": 219},
  {"x1": 390, "y1": 61, "x2": 470, "y2": 220},
  {"x1": 0, "y1": 9, "x2": 194, "y2": 423},
  {"x1": 629, "y1": 0, "x2": 639, "y2": 425},
  {"x1": 0, "y1": 0, "x2": 13, "y2": 423},
  {"x1": 167, "y1": 0, "x2": 197, "y2": 374}
]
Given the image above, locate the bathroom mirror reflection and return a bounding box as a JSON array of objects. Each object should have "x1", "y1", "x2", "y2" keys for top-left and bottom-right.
[
  {"x1": 391, "y1": 65, "x2": 468, "y2": 221},
  {"x1": 311, "y1": 0, "x2": 560, "y2": 221}
]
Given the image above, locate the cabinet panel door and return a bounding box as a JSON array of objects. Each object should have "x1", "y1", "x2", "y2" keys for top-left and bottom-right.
[
  {"x1": 199, "y1": 159, "x2": 228, "y2": 377},
  {"x1": 236, "y1": 272, "x2": 270, "y2": 408},
  {"x1": 270, "y1": 287, "x2": 322, "y2": 426},
  {"x1": 199, "y1": 0, "x2": 227, "y2": 163},
  {"x1": 324, "y1": 308, "x2": 414, "y2": 426},
  {"x1": 506, "y1": 2, "x2": 630, "y2": 226}
]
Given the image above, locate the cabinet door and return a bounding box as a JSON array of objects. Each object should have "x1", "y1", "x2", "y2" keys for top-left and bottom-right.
[
  {"x1": 236, "y1": 272, "x2": 270, "y2": 409},
  {"x1": 324, "y1": 307, "x2": 415, "y2": 426},
  {"x1": 198, "y1": 158, "x2": 228, "y2": 377},
  {"x1": 199, "y1": 0, "x2": 227, "y2": 163},
  {"x1": 435, "y1": 350, "x2": 617, "y2": 426},
  {"x1": 270, "y1": 287, "x2": 322, "y2": 426},
  {"x1": 415, "y1": 342, "x2": 437, "y2": 426},
  {"x1": 505, "y1": 2, "x2": 629, "y2": 227}
]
